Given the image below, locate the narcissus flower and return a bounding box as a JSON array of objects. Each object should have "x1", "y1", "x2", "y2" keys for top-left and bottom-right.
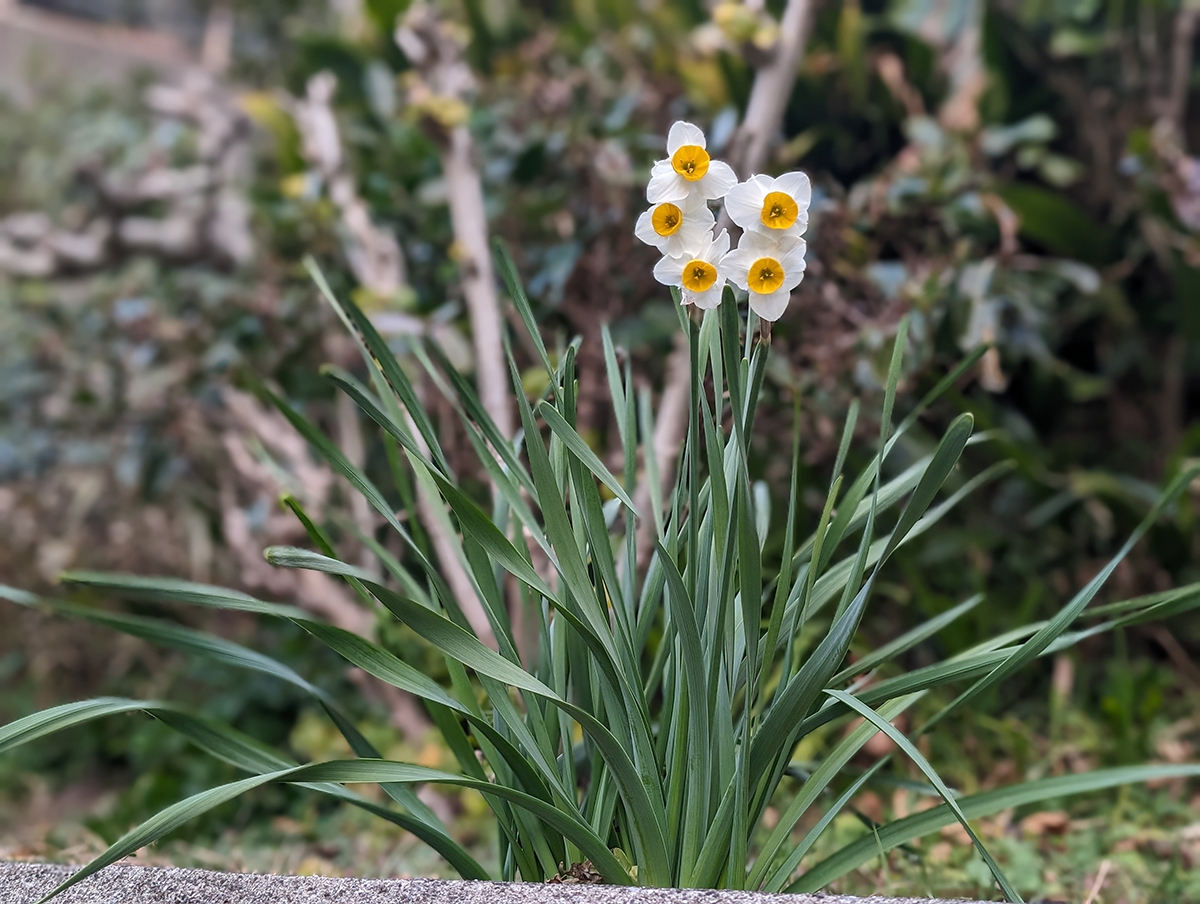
[
  {"x1": 653, "y1": 228, "x2": 731, "y2": 310},
  {"x1": 640, "y1": 120, "x2": 811, "y2": 321},
  {"x1": 647, "y1": 121, "x2": 738, "y2": 204},
  {"x1": 724, "y1": 172, "x2": 811, "y2": 237},
  {"x1": 634, "y1": 196, "x2": 716, "y2": 256},
  {"x1": 722, "y1": 231, "x2": 807, "y2": 321}
]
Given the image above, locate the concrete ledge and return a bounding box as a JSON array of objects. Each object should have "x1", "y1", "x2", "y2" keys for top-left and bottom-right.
[{"x1": 0, "y1": 862, "x2": 983, "y2": 904}]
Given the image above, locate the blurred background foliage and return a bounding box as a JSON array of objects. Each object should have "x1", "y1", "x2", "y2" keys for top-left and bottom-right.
[{"x1": 1, "y1": 0, "x2": 1198, "y2": 898}]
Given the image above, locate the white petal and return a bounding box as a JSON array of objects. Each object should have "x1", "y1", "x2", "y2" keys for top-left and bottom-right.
[
  {"x1": 779, "y1": 240, "x2": 808, "y2": 277},
  {"x1": 697, "y1": 160, "x2": 738, "y2": 200},
  {"x1": 664, "y1": 213, "x2": 715, "y2": 257},
  {"x1": 666, "y1": 228, "x2": 712, "y2": 259},
  {"x1": 724, "y1": 180, "x2": 765, "y2": 231},
  {"x1": 773, "y1": 171, "x2": 812, "y2": 209},
  {"x1": 634, "y1": 209, "x2": 667, "y2": 249},
  {"x1": 737, "y1": 230, "x2": 786, "y2": 258},
  {"x1": 722, "y1": 250, "x2": 751, "y2": 287},
  {"x1": 661, "y1": 232, "x2": 687, "y2": 257},
  {"x1": 689, "y1": 282, "x2": 725, "y2": 309},
  {"x1": 703, "y1": 228, "x2": 731, "y2": 263},
  {"x1": 653, "y1": 254, "x2": 684, "y2": 286},
  {"x1": 749, "y1": 287, "x2": 792, "y2": 322},
  {"x1": 647, "y1": 170, "x2": 688, "y2": 203},
  {"x1": 681, "y1": 203, "x2": 716, "y2": 233},
  {"x1": 692, "y1": 202, "x2": 717, "y2": 226},
  {"x1": 781, "y1": 261, "x2": 807, "y2": 292},
  {"x1": 667, "y1": 120, "x2": 707, "y2": 154}
]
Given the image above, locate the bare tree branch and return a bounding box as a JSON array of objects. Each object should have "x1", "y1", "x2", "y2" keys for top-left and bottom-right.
[
  {"x1": 1166, "y1": 5, "x2": 1199, "y2": 139},
  {"x1": 403, "y1": 408, "x2": 500, "y2": 651},
  {"x1": 633, "y1": 333, "x2": 691, "y2": 572},
  {"x1": 727, "y1": 0, "x2": 819, "y2": 177},
  {"x1": 442, "y1": 125, "x2": 514, "y2": 440},
  {"x1": 396, "y1": 4, "x2": 514, "y2": 442},
  {"x1": 200, "y1": 3, "x2": 233, "y2": 75}
]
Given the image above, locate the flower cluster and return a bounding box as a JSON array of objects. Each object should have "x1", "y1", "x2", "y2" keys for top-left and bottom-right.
[{"x1": 636, "y1": 121, "x2": 810, "y2": 322}]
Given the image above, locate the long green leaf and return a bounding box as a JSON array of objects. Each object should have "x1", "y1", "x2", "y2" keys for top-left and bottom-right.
[
  {"x1": 791, "y1": 763, "x2": 1200, "y2": 892},
  {"x1": 39, "y1": 758, "x2": 633, "y2": 902},
  {"x1": 0, "y1": 698, "x2": 488, "y2": 880},
  {"x1": 825, "y1": 689, "x2": 1022, "y2": 902},
  {"x1": 305, "y1": 257, "x2": 447, "y2": 472},
  {"x1": 493, "y1": 239, "x2": 551, "y2": 375},
  {"x1": 539, "y1": 401, "x2": 639, "y2": 514}
]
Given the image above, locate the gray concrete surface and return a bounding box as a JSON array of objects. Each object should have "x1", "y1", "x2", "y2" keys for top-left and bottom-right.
[{"x1": 0, "y1": 862, "x2": 985, "y2": 904}]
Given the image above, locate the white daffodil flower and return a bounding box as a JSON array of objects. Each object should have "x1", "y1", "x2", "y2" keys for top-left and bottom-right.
[
  {"x1": 721, "y1": 230, "x2": 807, "y2": 321},
  {"x1": 653, "y1": 228, "x2": 731, "y2": 310},
  {"x1": 724, "y1": 171, "x2": 812, "y2": 237},
  {"x1": 634, "y1": 196, "x2": 716, "y2": 256},
  {"x1": 646, "y1": 121, "x2": 738, "y2": 204}
]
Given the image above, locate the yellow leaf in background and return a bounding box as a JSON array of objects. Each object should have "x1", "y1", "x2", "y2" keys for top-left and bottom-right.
[
  {"x1": 296, "y1": 857, "x2": 339, "y2": 877},
  {"x1": 238, "y1": 91, "x2": 282, "y2": 127},
  {"x1": 677, "y1": 59, "x2": 729, "y2": 110},
  {"x1": 239, "y1": 90, "x2": 295, "y2": 147},
  {"x1": 521, "y1": 366, "x2": 551, "y2": 399},
  {"x1": 280, "y1": 173, "x2": 309, "y2": 199},
  {"x1": 289, "y1": 708, "x2": 353, "y2": 762},
  {"x1": 416, "y1": 741, "x2": 445, "y2": 768},
  {"x1": 240, "y1": 90, "x2": 305, "y2": 172},
  {"x1": 752, "y1": 22, "x2": 780, "y2": 51}
]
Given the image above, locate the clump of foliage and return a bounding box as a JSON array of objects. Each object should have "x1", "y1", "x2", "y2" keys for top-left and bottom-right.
[{"x1": 3, "y1": 232, "x2": 1199, "y2": 899}]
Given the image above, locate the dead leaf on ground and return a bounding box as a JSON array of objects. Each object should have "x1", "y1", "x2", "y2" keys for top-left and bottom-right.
[{"x1": 1021, "y1": 810, "x2": 1070, "y2": 837}]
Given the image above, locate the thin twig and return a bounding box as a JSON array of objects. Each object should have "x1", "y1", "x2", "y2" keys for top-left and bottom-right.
[
  {"x1": 936, "y1": 0, "x2": 986, "y2": 133},
  {"x1": 1081, "y1": 858, "x2": 1112, "y2": 904},
  {"x1": 396, "y1": 4, "x2": 513, "y2": 442},
  {"x1": 633, "y1": 333, "x2": 691, "y2": 571},
  {"x1": 395, "y1": 5, "x2": 522, "y2": 660},
  {"x1": 405, "y1": 409, "x2": 499, "y2": 651},
  {"x1": 336, "y1": 392, "x2": 379, "y2": 574},
  {"x1": 727, "y1": 0, "x2": 819, "y2": 178},
  {"x1": 199, "y1": 2, "x2": 233, "y2": 75},
  {"x1": 442, "y1": 125, "x2": 514, "y2": 440},
  {"x1": 1166, "y1": 6, "x2": 1199, "y2": 138}
]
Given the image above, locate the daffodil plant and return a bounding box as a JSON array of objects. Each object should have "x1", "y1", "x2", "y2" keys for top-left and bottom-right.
[{"x1": 3, "y1": 121, "x2": 1199, "y2": 903}]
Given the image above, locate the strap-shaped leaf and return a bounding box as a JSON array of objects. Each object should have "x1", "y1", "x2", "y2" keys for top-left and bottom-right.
[
  {"x1": 38, "y1": 758, "x2": 632, "y2": 903},
  {"x1": 493, "y1": 239, "x2": 551, "y2": 374},
  {"x1": 243, "y1": 549, "x2": 669, "y2": 886},
  {"x1": 920, "y1": 463, "x2": 1200, "y2": 734},
  {"x1": 0, "y1": 697, "x2": 158, "y2": 755},
  {"x1": 791, "y1": 762, "x2": 1200, "y2": 893},
  {"x1": 2, "y1": 589, "x2": 435, "y2": 827},
  {"x1": 749, "y1": 694, "x2": 920, "y2": 891},
  {"x1": 0, "y1": 698, "x2": 488, "y2": 880},
  {"x1": 305, "y1": 257, "x2": 447, "y2": 473},
  {"x1": 539, "y1": 401, "x2": 639, "y2": 514},
  {"x1": 654, "y1": 541, "x2": 711, "y2": 873},
  {"x1": 825, "y1": 690, "x2": 1022, "y2": 902},
  {"x1": 57, "y1": 573, "x2": 306, "y2": 620}
]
